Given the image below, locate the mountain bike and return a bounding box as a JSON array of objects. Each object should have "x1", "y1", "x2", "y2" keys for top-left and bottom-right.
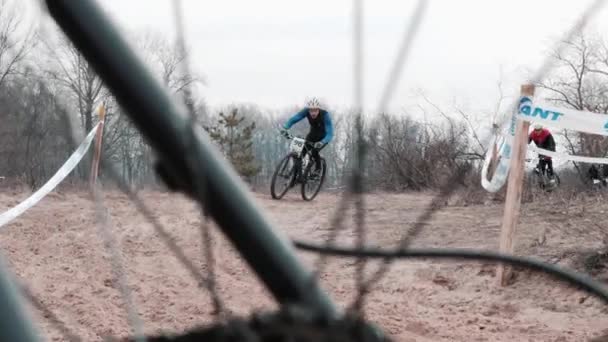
[
  {"x1": 527, "y1": 156, "x2": 560, "y2": 192},
  {"x1": 587, "y1": 163, "x2": 608, "y2": 190},
  {"x1": 270, "y1": 130, "x2": 327, "y2": 201}
]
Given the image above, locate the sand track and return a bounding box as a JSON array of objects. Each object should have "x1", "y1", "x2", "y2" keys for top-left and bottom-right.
[{"x1": 0, "y1": 188, "x2": 607, "y2": 341}]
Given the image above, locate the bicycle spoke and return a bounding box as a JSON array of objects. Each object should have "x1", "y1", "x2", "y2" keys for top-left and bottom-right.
[
  {"x1": 279, "y1": 158, "x2": 294, "y2": 194},
  {"x1": 376, "y1": 0, "x2": 428, "y2": 114},
  {"x1": 282, "y1": 159, "x2": 292, "y2": 180},
  {"x1": 200, "y1": 221, "x2": 222, "y2": 317},
  {"x1": 171, "y1": 0, "x2": 225, "y2": 318},
  {"x1": 46, "y1": 80, "x2": 146, "y2": 340},
  {"x1": 314, "y1": 0, "x2": 428, "y2": 307},
  {"x1": 52, "y1": 84, "x2": 225, "y2": 321},
  {"x1": 350, "y1": 0, "x2": 367, "y2": 314},
  {"x1": 99, "y1": 157, "x2": 225, "y2": 312},
  {"x1": 90, "y1": 184, "x2": 146, "y2": 342},
  {"x1": 295, "y1": 243, "x2": 608, "y2": 306},
  {"x1": 53, "y1": 93, "x2": 225, "y2": 341},
  {"x1": 171, "y1": 0, "x2": 197, "y2": 122},
  {"x1": 312, "y1": 191, "x2": 353, "y2": 277}
]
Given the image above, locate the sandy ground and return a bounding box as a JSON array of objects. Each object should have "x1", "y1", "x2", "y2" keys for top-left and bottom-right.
[{"x1": 1, "y1": 186, "x2": 608, "y2": 341}]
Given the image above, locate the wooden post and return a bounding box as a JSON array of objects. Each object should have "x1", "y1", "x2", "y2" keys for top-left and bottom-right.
[
  {"x1": 90, "y1": 104, "x2": 106, "y2": 187},
  {"x1": 496, "y1": 84, "x2": 534, "y2": 286}
]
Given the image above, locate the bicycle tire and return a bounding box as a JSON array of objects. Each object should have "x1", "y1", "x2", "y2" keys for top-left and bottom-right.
[
  {"x1": 541, "y1": 173, "x2": 560, "y2": 192},
  {"x1": 123, "y1": 304, "x2": 391, "y2": 342},
  {"x1": 301, "y1": 158, "x2": 326, "y2": 201},
  {"x1": 270, "y1": 154, "x2": 296, "y2": 200}
]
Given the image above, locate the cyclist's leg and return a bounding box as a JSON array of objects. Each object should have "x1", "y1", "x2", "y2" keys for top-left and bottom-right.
[
  {"x1": 293, "y1": 139, "x2": 310, "y2": 181},
  {"x1": 312, "y1": 143, "x2": 329, "y2": 172},
  {"x1": 546, "y1": 157, "x2": 554, "y2": 178},
  {"x1": 589, "y1": 164, "x2": 599, "y2": 180},
  {"x1": 589, "y1": 164, "x2": 602, "y2": 185},
  {"x1": 535, "y1": 157, "x2": 544, "y2": 175},
  {"x1": 299, "y1": 143, "x2": 310, "y2": 169},
  {"x1": 305, "y1": 131, "x2": 324, "y2": 172},
  {"x1": 300, "y1": 141, "x2": 310, "y2": 159}
]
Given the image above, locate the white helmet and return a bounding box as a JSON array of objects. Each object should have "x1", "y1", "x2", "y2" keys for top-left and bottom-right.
[
  {"x1": 306, "y1": 97, "x2": 322, "y2": 109},
  {"x1": 533, "y1": 123, "x2": 543, "y2": 130}
]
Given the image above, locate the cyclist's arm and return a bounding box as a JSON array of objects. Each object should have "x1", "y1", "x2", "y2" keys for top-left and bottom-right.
[
  {"x1": 321, "y1": 112, "x2": 334, "y2": 144},
  {"x1": 283, "y1": 109, "x2": 307, "y2": 129},
  {"x1": 546, "y1": 134, "x2": 556, "y2": 151}
]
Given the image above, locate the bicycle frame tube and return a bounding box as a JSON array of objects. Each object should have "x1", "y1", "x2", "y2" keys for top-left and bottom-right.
[
  {"x1": 44, "y1": 0, "x2": 336, "y2": 317},
  {"x1": 0, "y1": 254, "x2": 40, "y2": 342}
]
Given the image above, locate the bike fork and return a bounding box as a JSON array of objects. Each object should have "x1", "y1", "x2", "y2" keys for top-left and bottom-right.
[
  {"x1": 293, "y1": 157, "x2": 305, "y2": 185},
  {"x1": 289, "y1": 160, "x2": 297, "y2": 187}
]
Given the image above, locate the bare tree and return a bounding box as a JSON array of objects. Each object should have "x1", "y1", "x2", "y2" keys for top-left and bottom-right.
[
  {"x1": 0, "y1": 0, "x2": 37, "y2": 90},
  {"x1": 38, "y1": 34, "x2": 105, "y2": 181},
  {"x1": 131, "y1": 30, "x2": 205, "y2": 101},
  {"x1": 89, "y1": 30, "x2": 208, "y2": 188},
  {"x1": 0, "y1": 72, "x2": 73, "y2": 188},
  {"x1": 365, "y1": 99, "x2": 479, "y2": 192},
  {"x1": 44, "y1": 35, "x2": 103, "y2": 133}
]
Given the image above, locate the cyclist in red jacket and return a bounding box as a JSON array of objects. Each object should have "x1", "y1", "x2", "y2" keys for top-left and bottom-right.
[{"x1": 528, "y1": 123, "x2": 556, "y2": 180}]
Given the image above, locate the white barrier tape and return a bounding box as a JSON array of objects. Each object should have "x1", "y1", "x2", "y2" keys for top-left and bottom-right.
[
  {"x1": 519, "y1": 97, "x2": 608, "y2": 136},
  {"x1": 528, "y1": 145, "x2": 608, "y2": 165},
  {"x1": 0, "y1": 122, "x2": 101, "y2": 228}
]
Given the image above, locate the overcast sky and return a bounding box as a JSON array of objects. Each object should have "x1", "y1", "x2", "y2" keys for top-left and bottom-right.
[{"x1": 33, "y1": 0, "x2": 608, "y2": 119}]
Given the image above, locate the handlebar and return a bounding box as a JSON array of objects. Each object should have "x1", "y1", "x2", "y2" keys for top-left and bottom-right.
[
  {"x1": 279, "y1": 129, "x2": 315, "y2": 146},
  {"x1": 526, "y1": 155, "x2": 552, "y2": 163}
]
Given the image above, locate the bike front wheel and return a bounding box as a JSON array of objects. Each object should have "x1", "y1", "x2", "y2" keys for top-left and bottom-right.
[
  {"x1": 270, "y1": 154, "x2": 297, "y2": 199},
  {"x1": 548, "y1": 173, "x2": 561, "y2": 191},
  {"x1": 539, "y1": 172, "x2": 560, "y2": 192},
  {"x1": 301, "y1": 158, "x2": 327, "y2": 201}
]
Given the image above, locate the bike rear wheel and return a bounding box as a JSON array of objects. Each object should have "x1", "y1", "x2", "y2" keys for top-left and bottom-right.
[
  {"x1": 536, "y1": 172, "x2": 560, "y2": 192},
  {"x1": 301, "y1": 158, "x2": 327, "y2": 201},
  {"x1": 271, "y1": 154, "x2": 297, "y2": 199},
  {"x1": 553, "y1": 173, "x2": 561, "y2": 187}
]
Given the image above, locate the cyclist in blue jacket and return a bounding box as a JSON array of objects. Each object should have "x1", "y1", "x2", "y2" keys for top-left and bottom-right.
[{"x1": 280, "y1": 97, "x2": 333, "y2": 175}]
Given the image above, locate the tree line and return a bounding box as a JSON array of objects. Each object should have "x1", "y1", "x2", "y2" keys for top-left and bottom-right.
[{"x1": 1, "y1": 0, "x2": 605, "y2": 193}]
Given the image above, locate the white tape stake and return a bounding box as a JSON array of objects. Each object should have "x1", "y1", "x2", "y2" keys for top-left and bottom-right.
[{"x1": 0, "y1": 123, "x2": 101, "y2": 228}]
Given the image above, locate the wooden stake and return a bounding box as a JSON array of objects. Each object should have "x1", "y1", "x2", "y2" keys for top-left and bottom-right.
[
  {"x1": 496, "y1": 84, "x2": 534, "y2": 286},
  {"x1": 90, "y1": 104, "x2": 106, "y2": 187}
]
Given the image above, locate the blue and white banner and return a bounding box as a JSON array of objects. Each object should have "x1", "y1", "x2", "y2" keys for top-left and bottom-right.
[{"x1": 518, "y1": 97, "x2": 608, "y2": 136}]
